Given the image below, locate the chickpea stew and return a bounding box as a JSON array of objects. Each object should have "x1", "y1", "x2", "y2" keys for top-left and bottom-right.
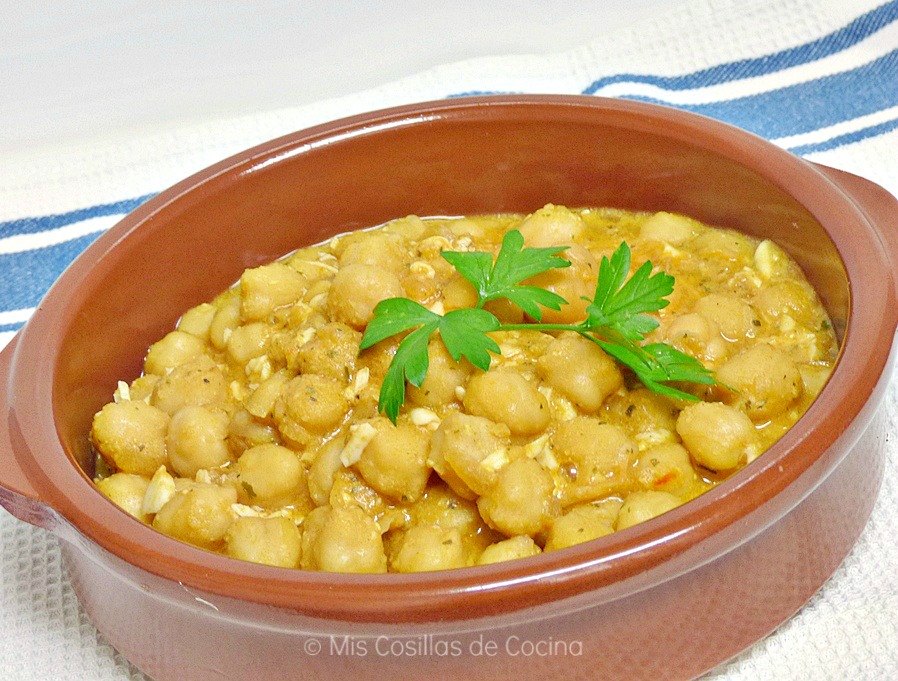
[{"x1": 90, "y1": 205, "x2": 839, "y2": 573}]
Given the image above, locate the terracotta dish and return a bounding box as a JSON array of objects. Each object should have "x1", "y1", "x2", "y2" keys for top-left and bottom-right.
[{"x1": 1, "y1": 96, "x2": 897, "y2": 680}]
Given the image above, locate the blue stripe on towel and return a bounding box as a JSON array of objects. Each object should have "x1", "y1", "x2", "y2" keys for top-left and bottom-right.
[
  {"x1": 0, "y1": 233, "x2": 105, "y2": 311},
  {"x1": 0, "y1": 193, "x2": 155, "y2": 239},
  {"x1": 582, "y1": 0, "x2": 898, "y2": 95},
  {"x1": 788, "y1": 114, "x2": 898, "y2": 155},
  {"x1": 626, "y1": 49, "x2": 898, "y2": 141}
]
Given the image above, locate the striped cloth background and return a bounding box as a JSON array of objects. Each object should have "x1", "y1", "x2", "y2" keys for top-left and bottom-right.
[{"x1": 1, "y1": 0, "x2": 897, "y2": 679}]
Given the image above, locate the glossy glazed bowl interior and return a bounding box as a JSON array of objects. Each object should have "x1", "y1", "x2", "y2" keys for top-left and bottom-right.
[{"x1": 2, "y1": 96, "x2": 898, "y2": 679}]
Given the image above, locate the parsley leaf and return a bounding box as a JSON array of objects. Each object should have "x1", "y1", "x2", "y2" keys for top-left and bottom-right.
[
  {"x1": 585, "y1": 242, "x2": 674, "y2": 341},
  {"x1": 442, "y1": 229, "x2": 570, "y2": 321},
  {"x1": 361, "y1": 231, "x2": 717, "y2": 423}
]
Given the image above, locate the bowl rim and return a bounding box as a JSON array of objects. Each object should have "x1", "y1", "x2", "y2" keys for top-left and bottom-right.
[{"x1": 6, "y1": 94, "x2": 898, "y2": 622}]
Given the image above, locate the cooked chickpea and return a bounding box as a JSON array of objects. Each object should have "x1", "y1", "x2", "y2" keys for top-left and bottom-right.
[
  {"x1": 429, "y1": 412, "x2": 511, "y2": 498},
  {"x1": 356, "y1": 419, "x2": 431, "y2": 502},
  {"x1": 538, "y1": 333, "x2": 623, "y2": 411},
  {"x1": 274, "y1": 374, "x2": 349, "y2": 444},
  {"x1": 518, "y1": 204, "x2": 585, "y2": 247},
  {"x1": 676, "y1": 401, "x2": 756, "y2": 471},
  {"x1": 226, "y1": 322, "x2": 271, "y2": 365},
  {"x1": 240, "y1": 262, "x2": 307, "y2": 322},
  {"x1": 209, "y1": 297, "x2": 242, "y2": 350},
  {"x1": 639, "y1": 211, "x2": 697, "y2": 245},
  {"x1": 407, "y1": 339, "x2": 472, "y2": 408},
  {"x1": 338, "y1": 232, "x2": 406, "y2": 272},
  {"x1": 755, "y1": 280, "x2": 817, "y2": 327},
  {"x1": 166, "y1": 406, "x2": 232, "y2": 478},
  {"x1": 144, "y1": 330, "x2": 207, "y2": 376},
  {"x1": 300, "y1": 506, "x2": 387, "y2": 573},
  {"x1": 177, "y1": 302, "x2": 217, "y2": 341},
  {"x1": 292, "y1": 322, "x2": 361, "y2": 381},
  {"x1": 616, "y1": 491, "x2": 681, "y2": 531},
  {"x1": 150, "y1": 355, "x2": 229, "y2": 415},
  {"x1": 552, "y1": 418, "x2": 636, "y2": 497},
  {"x1": 391, "y1": 524, "x2": 467, "y2": 572},
  {"x1": 545, "y1": 504, "x2": 615, "y2": 551},
  {"x1": 225, "y1": 516, "x2": 301, "y2": 568},
  {"x1": 477, "y1": 535, "x2": 541, "y2": 565},
  {"x1": 235, "y1": 443, "x2": 305, "y2": 507},
  {"x1": 634, "y1": 443, "x2": 699, "y2": 495},
  {"x1": 152, "y1": 484, "x2": 237, "y2": 550},
  {"x1": 307, "y1": 437, "x2": 346, "y2": 506},
  {"x1": 327, "y1": 263, "x2": 403, "y2": 329},
  {"x1": 666, "y1": 312, "x2": 727, "y2": 363},
  {"x1": 91, "y1": 400, "x2": 170, "y2": 476},
  {"x1": 716, "y1": 343, "x2": 803, "y2": 421},
  {"x1": 695, "y1": 294, "x2": 756, "y2": 340},
  {"x1": 478, "y1": 457, "x2": 558, "y2": 537},
  {"x1": 95, "y1": 473, "x2": 151, "y2": 523},
  {"x1": 463, "y1": 367, "x2": 550, "y2": 437}
]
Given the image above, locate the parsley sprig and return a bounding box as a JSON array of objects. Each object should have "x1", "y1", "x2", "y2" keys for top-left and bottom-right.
[{"x1": 360, "y1": 229, "x2": 715, "y2": 422}]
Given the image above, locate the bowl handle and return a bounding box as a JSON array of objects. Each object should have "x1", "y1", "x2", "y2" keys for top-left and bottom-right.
[
  {"x1": 812, "y1": 162, "x2": 898, "y2": 296},
  {"x1": 0, "y1": 335, "x2": 55, "y2": 529}
]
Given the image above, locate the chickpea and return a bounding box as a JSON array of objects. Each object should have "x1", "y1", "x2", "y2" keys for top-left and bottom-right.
[
  {"x1": 300, "y1": 506, "x2": 387, "y2": 574},
  {"x1": 274, "y1": 374, "x2": 349, "y2": 444},
  {"x1": 545, "y1": 504, "x2": 615, "y2": 551},
  {"x1": 327, "y1": 264, "x2": 403, "y2": 330},
  {"x1": 477, "y1": 535, "x2": 541, "y2": 565},
  {"x1": 228, "y1": 407, "x2": 281, "y2": 455},
  {"x1": 692, "y1": 229, "x2": 756, "y2": 263},
  {"x1": 307, "y1": 437, "x2": 346, "y2": 507},
  {"x1": 209, "y1": 297, "x2": 242, "y2": 350},
  {"x1": 639, "y1": 212, "x2": 697, "y2": 245},
  {"x1": 235, "y1": 444, "x2": 305, "y2": 508},
  {"x1": 716, "y1": 344, "x2": 803, "y2": 421},
  {"x1": 525, "y1": 244, "x2": 597, "y2": 323},
  {"x1": 518, "y1": 204, "x2": 586, "y2": 247},
  {"x1": 177, "y1": 302, "x2": 217, "y2": 341},
  {"x1": 463, "y1": 367, "x2": 550, "y2": 437},
  {"x1": 756, "y1": 280, "x2": 818, "y2": 327},
  {"x1": 245, "y1": 370, "x2": 290, "y2": 420},
  {"x1": 240, "y1": 262, "x2": 307, "y2": 322},
  {"x1": 666, "y1": 312, "x2": 727, "y2": 363},
  {"x1": 676, "y1": 401, "x2": 756, "y2": 471},
  {"x1": 429, "y1": 412, "x2": 511, "y2": 498},
  {"x1": 144, "y1": 330, "x2": 207, "y2": 376},
  {"x1": 167, "y1": 405, "x2": 232, "y2": 478},
  {"x1": 407, "y1": 339, "x2": 472, "y2": 409},
  {"x1": 150, "y1": 355, "x2": 229, "y2": 416},
  {"x1": 91, "y1": 400, "x2": 170, "y2": 476},
  {"x1": 95, "y1": 473, "x2": 151, "y2": 523},
  {"x1": 552, "y1": 418, "x2": 636, "y2": 495},
  {"x1": 616, "y1": 491, "x2": 681, "y2": 531},
  {"x1": 226, "y1": 322, "x2": 271, "y2": 365},
  {"x1": 694, "y1": 294, "x2": 756, "y2": 340},
  {"x1": 356, "y1": 419, "x2": 431, "y2": 502},
  {"x1": 603, "y1": 389, "x2": 679, "y2": 440},
  {"x1": 391, "y1": 524, "x2": 467, "y2": 573},
  {"x1": 225, "y1": 516, "x2": 302, "y2": 568},
  {"x1": 537, "y1": 333, "x2": 623, "y2": 412},
  {"x1": 293, "y1": 322, "x2": 362, "y2": 381},
  {"x1": 338, "y1": 232, "x2": 406, "y2": 273},
  {"x1": 153, "y1": 484, "x2": 238, "y2": 550},
  {"x1": 634, "y1": 443, "x2": 700, "y2": 495},
  {"x1": 478, "y1": 457, "x2": 559, "y2": 537}
]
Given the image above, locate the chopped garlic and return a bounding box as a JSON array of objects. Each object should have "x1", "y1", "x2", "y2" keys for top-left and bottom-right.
[
  {"x1": 339, "y1": 422, "x2": 378, "y2": 467},
  {"x1": 141, "y1": 466, "x2": 176, "y2": 515},
  {"x1": 194, "y1": 469, "x2": 212, "y2": 485},
  {"x1": 113, "y1": 380, "x2": 131, "y2": 403},
  {"x1": 410, "y1": 407, "x2": 440, "y2": 428},
  {"x1": 454, "y1": 385, "x2": 466, "y2": 400},
  {"x1": 480, "y1": 448, "x2": 510, "y2": 473},
  {"x1": 427, "y1": 300, "x2": 445, "y2": 316}
]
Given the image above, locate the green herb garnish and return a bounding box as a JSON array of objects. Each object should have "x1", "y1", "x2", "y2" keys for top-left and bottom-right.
[{"x1": 360, "y1": 229, "x2": 716, "y2": 423}]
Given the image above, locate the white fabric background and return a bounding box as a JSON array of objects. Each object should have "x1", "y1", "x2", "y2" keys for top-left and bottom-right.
[{"x1": 1, "y1": 0, "x2": 896, "y2": 678}]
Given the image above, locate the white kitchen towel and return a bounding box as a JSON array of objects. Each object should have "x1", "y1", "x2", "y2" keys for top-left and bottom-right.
[{"x1": 1, "y1": 0, "x2": 897, "y2": 678}]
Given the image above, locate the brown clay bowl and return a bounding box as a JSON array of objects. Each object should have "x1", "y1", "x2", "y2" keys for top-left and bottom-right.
[{"x1": 1, "y1": 96, "x2": 897, "y2": 681}]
